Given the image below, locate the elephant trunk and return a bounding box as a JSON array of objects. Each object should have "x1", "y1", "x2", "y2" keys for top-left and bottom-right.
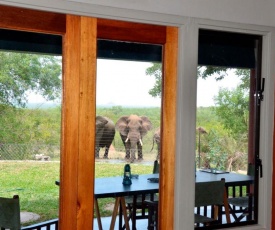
[{"x1": 125, "y1": 132, "x2": 142, "y2": 161}]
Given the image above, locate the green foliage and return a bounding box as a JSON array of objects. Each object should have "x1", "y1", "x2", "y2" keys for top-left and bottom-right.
[
  {"x1": 145, "y1": 63, "x2": 162, "y2": 98},
  {"x1": 196, "y1": 107, "x2": 223, "y2": 131},
  {"x1": 214, "y1": 86, "x2": 249, "y2": 139},
  {"x1": 197, "y1": 107, "x2": 248, "y2": 171},
  {"x1": 0, "y1": 106, "x2": 61, "y2": 145},
  {"x1": 0, "y1": 52, "x2": 61, "y2": 107},
  {"x1": 110, "y1": 105, "x2": 123, "y2": 115},
  {"x1": 235, "y1": 69, "x2": 250, "y2": 89},
  {"x1": 197, "y1": 128, "x2": 247, "y2": 171},
  {"x1": 198, "y1": 66, "x2": 229, "y2": 80}
]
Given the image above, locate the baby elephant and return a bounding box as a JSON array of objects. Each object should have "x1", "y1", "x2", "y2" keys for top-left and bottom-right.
[
  {"x1": 150, "y1": 128, "x2": 161, "y2": 160},
  {"x1": 95, "y1": 116, "x2": 115, "y2": 158}
]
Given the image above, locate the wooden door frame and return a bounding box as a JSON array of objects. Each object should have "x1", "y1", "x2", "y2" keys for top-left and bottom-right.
[{"x1": 0, "y1": 5, "x2": 178, "y2": 230}]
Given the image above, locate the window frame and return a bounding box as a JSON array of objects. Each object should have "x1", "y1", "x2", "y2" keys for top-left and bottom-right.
[
  {"x1": 61, "y1": 16, "x2": 178, "y2": 229},
  {"x1": 175, "y1": 20, "x2": 274, "y2": 230}
]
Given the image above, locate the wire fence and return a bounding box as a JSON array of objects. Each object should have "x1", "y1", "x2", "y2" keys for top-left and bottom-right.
[
  {"x1": 0, "y1": 139, "x2": 159, "y2": 161},
  {"x1": 0, "y1": 143, "x2": 60, "y2": 160}
]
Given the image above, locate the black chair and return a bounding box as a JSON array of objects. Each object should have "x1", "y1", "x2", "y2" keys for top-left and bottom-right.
[
  {"x1": 144, "y1": 179, "x2": 231, "y2": 230},
  {"x1": 143, "y1": 200, "x2": 158, "y2": 230},
  {"x1": 227, "y1": 163, "x2": 255, "y2": 222},
  {"x1": 0, "y1": 195, "x2": 21, "y2": 230},
  {"x1": 194, "y1": 179, "x2": 231, "y2": 227},
  {"x1": 123, "y1": 160, "x2": 159, "y2": 229}
]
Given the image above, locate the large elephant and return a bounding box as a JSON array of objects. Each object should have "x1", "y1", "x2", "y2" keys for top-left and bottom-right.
[
  {"x1": 150, "y1": 128, "x2": 161, "y2": 160},
  {"x1": 115, "y1": 114, "x2": 152, "y2": 162},
  {"x1": 95, "y1": 116, "x2": 115, "y2": 158}
]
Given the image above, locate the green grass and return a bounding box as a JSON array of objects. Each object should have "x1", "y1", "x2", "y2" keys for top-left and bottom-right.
[{"x1": 0, "y1": 161, "x2": 152, "y2": 225}]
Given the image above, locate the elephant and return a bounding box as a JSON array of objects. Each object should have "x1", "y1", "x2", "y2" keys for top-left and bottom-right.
[
  {"x1": 95, "y1": 116, "x2": 115, "y2": 159},
  {"x1": 150, "y1": 128, "x2": 161, "y2": 160},
  {"x1": 115, "y1": 114, "x2": 152, "y2": 162}
]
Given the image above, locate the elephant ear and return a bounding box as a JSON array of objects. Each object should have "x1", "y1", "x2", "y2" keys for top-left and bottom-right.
[
  {"x1": 115, "y1": 116, "x2": 129, "y2": 136},
  {"x1": 96, "y1": 116, "x2": 108, "y2": 129},
  {"x1": 140, "y1": 116, "x2": 152, "y2": 137}
]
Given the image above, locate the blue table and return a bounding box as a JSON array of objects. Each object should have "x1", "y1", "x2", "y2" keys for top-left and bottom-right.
[
  {"x1": 58, "y1": 171, "x2": 253, "y2": 229},
  {"x1": 94, "y1": 174, "x2": 159, "y2": 230}
]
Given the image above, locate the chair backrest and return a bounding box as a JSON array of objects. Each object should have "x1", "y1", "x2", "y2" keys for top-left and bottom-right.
[
  {"x1": 0, "y1": 195, "x2": 21, "y2": 230},
  {"x1": 153, "y1": 160, "x2": 160, "y2": 174},
  {"x1": 195, "y1": 180, "x2": 225, "y2": 207},
  {"x1": 247, "y1": 163, "x2": 255, "y2": 176}
]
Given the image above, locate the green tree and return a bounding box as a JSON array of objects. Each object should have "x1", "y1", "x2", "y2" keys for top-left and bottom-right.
[
  {"x1": 145, "y1": 63, "x2": 162, "y2": 98},
  {"x1": 214, "y1": 86, "x2": 249, "y2": 139},
  {"x1": 0, "y1": 105, "x2": 61, "y2": 144},
  {"x1": 0, "y1": 52, "x2": 61, "y2": 107},
  {"x1": 202, "y1": 130, "x2": 247, "y2": 171},
  {"x1": 197, "y1": 66, "x2": 228, "y2": 80}
]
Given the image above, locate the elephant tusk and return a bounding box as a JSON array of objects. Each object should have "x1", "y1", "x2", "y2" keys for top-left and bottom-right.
[
  {"x1": 125, "y1": 138, "x2": 129, "y2": 143},
  {"x1": 139, "y1": 139, "x2": 143, "y2": 146}
]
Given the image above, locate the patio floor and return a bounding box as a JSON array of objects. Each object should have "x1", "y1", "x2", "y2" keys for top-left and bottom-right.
[{"x1": 93, "y1": 216, "x2": 148, "y2": 229}]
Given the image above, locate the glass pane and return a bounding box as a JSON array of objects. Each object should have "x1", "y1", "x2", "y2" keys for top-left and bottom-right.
[
  {"x1": 94, "y1": 41, "x2": 162, "y2": 229},
  {"x1": 195, "y1": 29, "x2": 261, "y2": 228},
  {"x1": 0, "y1": 51, "x2": 62, "y2": 226}
]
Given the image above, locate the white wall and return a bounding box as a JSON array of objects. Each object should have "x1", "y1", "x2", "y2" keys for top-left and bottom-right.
[{"x1": 0, "y1": 0, "x2": 275, "y2": 27}]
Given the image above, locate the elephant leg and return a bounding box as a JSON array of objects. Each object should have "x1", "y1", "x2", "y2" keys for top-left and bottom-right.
[
  {"x1": 125, "y1": 144, "x2": 131, "y2": 160},
  {"x1": 156, "y1": 152, "x2": 160, "y2": 160},
  {"x1": 157, "y1": 145, "x2": 160, "y2": 160},
  {"x1": 137, "y1": 143, "x2": 143, "y2": 160},
  {"x1": 130, "y1": 148, "x2": 136, "y2": 163},
  {"x1": 103, "y1": 147, "x2": 109, "y2": 159},
  {"x1": 95, "y1": 147, "x2": 100, "y2": 158}
]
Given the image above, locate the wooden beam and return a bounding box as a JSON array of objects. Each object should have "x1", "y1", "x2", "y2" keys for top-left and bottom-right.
[
  {"x1": 60, "y1": 15, "x2": 96, "y2": 230},
  {"x1": 159, "y1": 26, "x2": 178, "y2": 230},
  {"x1": 97, "y1": 18, "x2": 166, "y2": 44},
  {"x1": 0, "y1": 5, "x2": 65, "y2": 34}
]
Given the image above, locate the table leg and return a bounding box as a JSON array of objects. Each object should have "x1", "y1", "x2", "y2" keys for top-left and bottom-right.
[
  {"x1": 110, "y1": 197, "x2": 130, "y2": 230},
  {"x1": 119, "y1": 201, "x2": 122, "y2": 229},
  {"x1": 223, "y1": 189, "x2": 231, "y2": 224},
  {"x1": 132, "y1": 194, "x2": 137, "y2": 230},
  {"x1": 110, "y1": 197, "x2": 120, "y2": 230},
  {"x1": 120, "y1": 197, "x2": 130, "y2": 230},
  {"x1": 94, "y1": 198, "x2": 103, "y2": 230}
]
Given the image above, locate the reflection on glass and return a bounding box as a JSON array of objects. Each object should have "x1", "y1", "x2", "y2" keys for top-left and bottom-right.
[{"x1": 195, "y1": 29, "x2": 262, "y2": 228}]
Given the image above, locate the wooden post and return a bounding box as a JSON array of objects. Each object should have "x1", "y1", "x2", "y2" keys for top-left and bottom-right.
[
  {"x1": 60, "y1": 15, "x2": 97, "y2": 230},
  {"x1": 159, "y1": 26, "x2": 178, "y2": 230}
]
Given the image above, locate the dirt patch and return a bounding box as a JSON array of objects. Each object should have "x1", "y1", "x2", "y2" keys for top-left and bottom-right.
[{"x1": 97, "y1": 149, "x2": 157, "y2": 162}]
